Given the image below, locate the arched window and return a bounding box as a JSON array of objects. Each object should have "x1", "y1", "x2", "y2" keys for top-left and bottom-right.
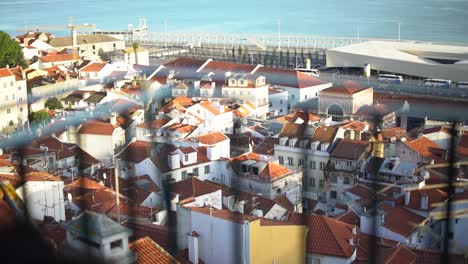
[{"x1": 328, "y1": 104, "x2": 344, "y2": 121}]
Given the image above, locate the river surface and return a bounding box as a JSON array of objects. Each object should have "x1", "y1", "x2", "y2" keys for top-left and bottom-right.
[{"x1": 1, "y1": 0, "x2": 467, "y2": 43}]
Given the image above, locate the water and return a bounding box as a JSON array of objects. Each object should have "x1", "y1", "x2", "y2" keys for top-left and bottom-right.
[{"x1": 1, "y1": 0, "x2": 468, "y2": 43}]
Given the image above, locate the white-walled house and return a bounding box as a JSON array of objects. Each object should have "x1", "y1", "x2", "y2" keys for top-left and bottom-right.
[
  {"x1": 77, "y1": 119, "x2": 126, "y2": 164},
  {"x1": 78, "y1": 62, "x2": 113, "y2": 81},
  {"x1": 274, "y1": 123, "x2": 339, "y2": 201},
  {"x1": 268, "y1": 87, "x2": 288, "y2": 117},
  {"x1": 256, "y1": 67, "x2": 332, "y2": 109},
  {"x1": 0, "y1": 67, "x2": 28, "y2": 131},
  {"x1": 222, "y1": 74, "x2": 269, "y2": 119},
  {"x1": 16, "y1": 180, "x2": 65, "y2": 222},
  {"x1": 395, "y1": 137, "x2": 446, "y2": 165},
  {"x1": 183, "y1": 131, "x2": 230, "y2": 158},
  {"x1": 185, "y1": 101, "x2": 234, "y2": 134}
]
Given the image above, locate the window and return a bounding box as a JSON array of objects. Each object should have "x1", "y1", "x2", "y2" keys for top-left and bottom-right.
[
  {"x1": 241, "y1": 165, "x2": 248, "y2": 173},
  {"x1": 181, "y1": 171, "x2": 188, "y2": 179},
  {"x1": 310, "y1": 161, "x2": 316, "y2": 169},
  {"x1": 346, "y1": 161, "x2": 352, "y2": 166},
  {"x1": 299, "y1": 159, "x2": 304, "y2": 167},
  {"x1": 193, "y1": 168, "x2": 199, "y2": 176},
  {"x1": 287, "y1": 157, "x2": 293, "y2": 166},
  {"x1": 20, "y1": 107, "x2": 23, "y2": 112},
  {"x1": 3, "y1": 83, "x2": 7, "y2": 89},
  {"x1": 9, "y1": 120, "x2": 14, "y2": 126},
  {"x1": 309, "y1": 178, "x2": 315, "y2": 187},
  {"x1": 252, "y1": 167, "x2": 259, "y2": 175},
  {"x1": 92, "y1": 45, "x2": 96, "y2": 50},
  {"x1": 18, "y1": 97, "x2": 23, "y2": 102},
  {"x1": 11, "y1": 94, "x2": 15, "y2": 100},
  {"x1": 110, "y1": 239, "x2": 123, "y2": 250},
  {"x1": 6, "y1": 108, "x2": 11, "y2": 114},
  {"x1": 344, "y1": 177, "x2": 350, "y2": 185},
  {"x1": 331, "y1": 175, "x2": 337, "y2": 183},
  {"x1": 10, "y1": 81, "x2": 13, "y2": 86},
  {"x1": 280, "y1": 99, "x2": 283, "y2": 104},
  {"x1": 319, "y1": 162, "x2": 325, "y2": 170},
  {"x1": 5, "y1": 95, "x2": 8, "y2": 101},
  {"x1": 113, "y1": 43, "x2": 116, "y2": 48},
  {"x1": 184, "y1": 155, "x2": 189, "y2": 162},
  {"x1": 330, "y1": 190, "x2": 337, "y2": 199},
  {"x1": 319, "y1": 179, "x2": 324, "y2": 188},
  {"x1": 204, "y1": 165, "x2": 210, "y2": 174},
  {"x1": 278, "y1": 156, "x2": 284, "y2": 165}
]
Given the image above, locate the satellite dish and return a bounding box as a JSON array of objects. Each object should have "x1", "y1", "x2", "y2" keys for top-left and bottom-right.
[{"x1": 67, "y1": 193, "x2": 72, "y2": 201}]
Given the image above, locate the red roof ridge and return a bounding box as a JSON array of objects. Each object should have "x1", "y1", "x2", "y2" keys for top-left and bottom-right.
[{"x1": 323, "y1": 216, "x2": 356, "y2": 257}]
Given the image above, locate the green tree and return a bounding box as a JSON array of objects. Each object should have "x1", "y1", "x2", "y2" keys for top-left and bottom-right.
[
  {"x1": 237, "y1": 46, "x2": 242, "y2": 59},
  {"x1": 0, "y1": 31, "x2": 28, "y2": 68},
  {"x1": 29, "y1": 110, "x2": 50, "y2": 126},
  {"x1": 44, "y1": 97, "x2": 63, "y2": 110},
  {"x1": 132, "y1": 42, "x2": 140, "y2": 65}
]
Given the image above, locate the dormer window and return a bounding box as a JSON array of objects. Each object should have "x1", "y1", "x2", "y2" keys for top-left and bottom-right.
[
  {"x1": 252, "y1": 167, "x2": 259, "y2": 175},
  {"x1": 239, "y1": 80, "x2": 245, "y2": 85},
  {"x1": 184, "y1": 155, "x2": 188, "y2": 162}
]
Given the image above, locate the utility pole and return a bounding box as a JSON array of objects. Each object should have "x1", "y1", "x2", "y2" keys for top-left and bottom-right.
[{"x1": 277, "y1": 19, "x2": 281, "y2": 51}]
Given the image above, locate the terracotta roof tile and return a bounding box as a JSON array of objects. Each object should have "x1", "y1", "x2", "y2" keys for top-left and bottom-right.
[
  {"x1": 0, "y1": 68, "x2": 14, "y2": 78},
  {"x1": 334, "y1": 210, "x2": 360, "y2": 226},
  {"x1": 379, "y1": 204, "x2": 426, "y2": 237},
  {"x1": 125, "y1": 221, "x2": 171, "y2": 251},
  {"x1": 170, "y1": 177, "x2": 220, "y2": 201},
  {"x1": 80, "y1": 62, "x2": 107, "y2": 73},
  {"x1": 413, "y1": 248, "x2": 468, "y2": 264},
  {"x1": 405, "y1": 137, "x2": 446, "y2": 162},
  {"x1": 129, "y1": 236, "x2": 181, "y2": 264},
  {"x1": 39, "y1": 53, "x2": 79, "y2": 63},
  {"x1": 396, "y1": 187, "x2": 448, "y2": 211},
  {"x1": 321, "y1": 81, "x2": 370, "y2": 95},
  {"x1": 193, "y1": 131, "x2": 228, "y2": 145},
  {"x1": 330, "y1": 139, "x2": 370, "y2": 160},
  {"x1": 285, "y1": 212, "x2": 359, "y2": 258},
  {"x1": 77, "y1": 120, "x2": 119, "y2": 135},
  {"x1": 256, "y1": 67, "x2": 325, "y2": 88}
]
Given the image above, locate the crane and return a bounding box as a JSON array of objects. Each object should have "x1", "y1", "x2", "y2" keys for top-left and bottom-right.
[{"x1": 16, "y1": 17, "x2": 96, "y2": 51}]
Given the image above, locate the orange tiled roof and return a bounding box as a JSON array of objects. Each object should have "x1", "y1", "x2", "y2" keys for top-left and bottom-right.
[
  {"x1": 322, "y1": 81, "x2": 369, "y2": 95},
  {"x1": 80, "y1": 62, "x2": 107, "y2": 73},
  {"x1": 194, "y1": 131, "x2": 228, "y2": 145},
  {"x1": 199, "y1": 101, "x2": 221, "y2": 115},
  {"x1": 39, "y1": 53, "x2": 79, "y2": 63},
  {"x1": 129, "y1": 236, "x2": 181, "y2": 264},
  {"x1": 379, "y1": 204, "x2": 426, "y2": 237},
  {"x1": 330, "y1": 139, "x2": 370, "y2": 160},
  {"x1": 405, "y1": 137, "x2": 446, "y2": 162},
  {"x1": 259, "y1": 162, "x2": 292, "y2": 180},
  {"x1": 0, "y1": 68, "x2": 14, "y2": 78},
  {"x1": 456, "y1": 132, "x2": 468, "y2": 158},
  {"x1": 286, "y1": 212, "x2": 359, "y2": 258},
  {"x1": 77, "y1": 120, "x2": 119, "y2": 135},
  {"x1": 396, "y1": 187, "x2": 448, "y2": 211}
]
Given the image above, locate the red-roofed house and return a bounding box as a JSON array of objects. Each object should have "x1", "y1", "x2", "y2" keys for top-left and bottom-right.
[
  {"x1": 184, "y1": 131, "x2": 230, "y2": 158},
  {"x1": 318, "y1": 81, "x2": 374, "y2": 121},
  {"x1": 78, "y1": 61, "x2": 113, "y2": 80},
  {"x1": 396, "y1": 137, "x2": 446, "y2": 164},
  {"x1": 77, "y1": 119, "x2": 126, "y2": 164},
  {"x1": 285, "y1": 212, "x2": 360, "y2": 263},
  {"x1": 177, "y1": 206, "x2": 307, "y2": 264},
  {"x1": 229, "y1": 152, "x2": 303, "y2": 210},
  {"x1": 221, "y1": 73, "x2": 270, "y2": 119},
  {"x1": 185, "y1": 101, "x2": 234, "y2": 134},
  {"x1": 256, "y1": 67, "x2": 332, "y2": 108}
]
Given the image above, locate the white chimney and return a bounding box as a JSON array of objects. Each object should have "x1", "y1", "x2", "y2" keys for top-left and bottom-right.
[
  {"x1": 188, "y1": 231, "x2": 199, "y2": 264},
  {"x1": 421, "y1": 193, "x2": 428, "y2": 210},
  {"x1": 352, "y1": 226, "x2": 357, "y2": 235},
  {"x1": 168, "y1": 152, "x2": 180, "y2": 169},
  {"x1": 405, "y1": 191, "x2": 410, "y2": 206},
  {"x1": 349, "y1": 238, "x2": 354, "y2": 246},
  {"x1": 110, "y1": 112, "x2": 118, "y2": 125},
  {"x1": 207, "y1": 146, "x2": 219, "y2": 161}
]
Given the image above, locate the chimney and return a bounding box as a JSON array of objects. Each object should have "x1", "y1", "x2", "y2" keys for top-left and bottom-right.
[
  {"x1": 110, "y1": 112, "x2": 118, "y2": 125},
  {"x1": 381, "y1": 214, "x2": 385, "y2": 225},
  {"x1": 349, "y1": 238, "x2": 354, "y2": 246},
  {"x1": 207, "y1": 146, "x2": 219, "y2": 161},
  {"x1": 405, "y1": 190, "x2": 410, "y2": 206},
  {"x1": 168, "y1": 151, "x2": 180, "y2": 169},
  {"x1": 352, "y1": 226, "x2": 357, "y2": 235},
  {"x1": 188, "y1": 231, "x2": 199, "y2": 264},
  {"x1": 421, "y1": 193, "x2": 428, "y2": 210}
]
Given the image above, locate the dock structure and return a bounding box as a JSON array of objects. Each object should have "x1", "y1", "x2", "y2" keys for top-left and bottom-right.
[{"x1": 94, "y1": 31, "x2": 466, "y2": 51}]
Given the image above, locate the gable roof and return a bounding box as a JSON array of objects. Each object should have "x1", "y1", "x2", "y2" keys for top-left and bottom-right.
[
  {"x1": 49, "y1": 34, "x2": 120, "y2": 47},
  {"x1": 256, "y1": 67, "x2": 325, "y2": 88},
  {"x1": 77, "y1": 120, "x2": 119, "y2": 135},
  {"x1": 129, "y1": 236, "x2": 181, "y2": 264},
  {"x1": 170, "y1": 177, "x2": 220, "y2": 201},
  {"x1": 330, "y1": 139, "x2": 370, "y2": 160},
  {"x1": 80, "y1": 62, "x2": 108, "y2": 73},
  {"x1": 286, "y1": 212, "x2": 359, "y2": 258},
  {"x1": 321, "y1": 81, "x2": 370, "y2": 95},
  {"x1": 405, "y1": 137, "x2": 446, "y2": 162},
  {"x1": 192, "y1": 131, "x2": 229, "y2": 145},
  {"x1": 379, "y1": 204, "x2": 426, "y2": 237}
]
